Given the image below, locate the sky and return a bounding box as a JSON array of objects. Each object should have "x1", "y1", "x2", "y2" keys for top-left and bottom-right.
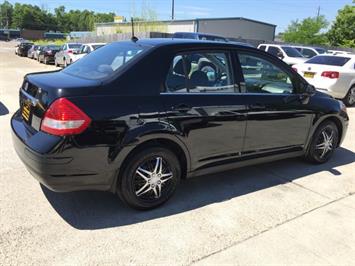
[{"x1": 6, "y1": 0, "x2": 353, "y2": 33}]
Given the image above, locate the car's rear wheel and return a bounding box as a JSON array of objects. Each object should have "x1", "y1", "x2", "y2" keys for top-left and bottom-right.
[
  {"x1": 305, "y1": 121, "x2": 339, "y2": 164},
  {"x1": 117, "y1": 147, "x2": 181, "y2": 210},
  {"x1": 343, "y1": 86, "x2": 355, "y2": 107}
]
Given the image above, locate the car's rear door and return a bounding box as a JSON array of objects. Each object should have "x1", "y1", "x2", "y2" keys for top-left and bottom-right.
[
  {"x1": 160, "y1": 50, "x2": 247, "y2": 170},
  {"x1": 235, "y1": 50, "x2": 314, "y2": 154}
]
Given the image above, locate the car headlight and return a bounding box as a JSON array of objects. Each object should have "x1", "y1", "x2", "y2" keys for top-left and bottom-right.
[{"x1": 339, "y1": 100, "x2": 347, "y2": 113}]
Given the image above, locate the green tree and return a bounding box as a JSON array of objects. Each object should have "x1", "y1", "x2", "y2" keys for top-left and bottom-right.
[
  {"x1": 327, "y1": 5, "x2": 355, "y2": 48},
  {"x1": 0, "y1": 1, "x2": 13, "y2": 28},
  {"x1": 282, "y1": 16, "x2": 328, "y2": 45}
]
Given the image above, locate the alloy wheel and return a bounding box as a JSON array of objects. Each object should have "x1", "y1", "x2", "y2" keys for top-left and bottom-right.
[
  {"x1": 315, "y1": 127, "x2": 335, "y2": 159},
  {"x1": 348, "y1": 87, "x2": 355, "y2": 106},
  {"x1": 134, "y1": 156, "x2": 174, "y2": 200}
]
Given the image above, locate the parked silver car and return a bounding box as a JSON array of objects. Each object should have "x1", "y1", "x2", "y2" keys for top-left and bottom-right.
[
  {"x1": 27, "y1": 45, "x2": 40, "y2": 59},
  {"x1": 33, "y1": 45, "x2": 44, "y2": 61},
  {"x1": 54, "y1": 43, "x2": 82, "y2": 67}
]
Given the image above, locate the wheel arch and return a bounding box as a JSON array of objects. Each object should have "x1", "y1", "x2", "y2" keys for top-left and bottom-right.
[
  {"x1": 307, "y1": 115, "x2": 344, "y2": 149},
  {"x1": 110, "y1": 131, "x2": 191, "y2": 193}
]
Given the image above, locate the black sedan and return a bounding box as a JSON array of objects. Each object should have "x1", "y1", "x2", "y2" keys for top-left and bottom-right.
[
  {"x1": 11, "y1": 39, "x2": 349, "y2": 209},
  {"x1": 17, "y1": 42, "x2": 34, "y2": 57},
  {"x1": 38, "y1": 45, "x2": 61, "y2": 64}
]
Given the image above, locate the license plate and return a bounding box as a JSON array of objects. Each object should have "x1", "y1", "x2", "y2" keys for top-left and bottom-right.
[
  {"x1": 304, "y1": 72, "x2": 315, "y2": 78},
  {"x1": 22, "y1": 102, "x2": 31, "y2": 122}
]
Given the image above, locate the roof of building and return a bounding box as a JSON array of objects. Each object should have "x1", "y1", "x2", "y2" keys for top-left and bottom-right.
[{"x1": 95, "y1": 17, "x2": 276, "y2": 28}]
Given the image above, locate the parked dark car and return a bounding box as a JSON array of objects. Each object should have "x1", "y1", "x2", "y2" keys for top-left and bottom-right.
[
  {"x1": 17, "y1": 42, "x2": 34, "y2": 57},
  {"x1": 38, "y1": 45, "x2": 61, "y2": 64},
  {"x1": 11, "y1": 39, "x2": 349, "y2": 210}
]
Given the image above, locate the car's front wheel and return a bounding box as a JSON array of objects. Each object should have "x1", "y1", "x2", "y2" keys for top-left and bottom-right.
[
  {"x1": 343, "y1": 86, "x2": 355, "y2": 107},
  {"x1": 305, "y1": 121, "x2": 339, "y2": 164},
  {"x1": 117, "y1": 147, "x2": 181, "y2": 210}
]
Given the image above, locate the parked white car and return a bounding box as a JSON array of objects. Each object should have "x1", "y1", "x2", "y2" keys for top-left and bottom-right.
[
  {"x1": 294, "y1": 54, "x2": 355, "y2": 106},
  {"x1": 327, "y1": 50, "x2": 353, "y2": 56},
  {"x1": 292, "y1": 46, "x2": 327, "y2": 58},
  {"x1": 54, "y1": 43, "x2": 82, "y2": 67},
  {"x1": 71, "y1": 43, "x2": 106, "y2": 63},
  {"x1": 258, "y1": 44, "x2": 307, "y2": 65}
]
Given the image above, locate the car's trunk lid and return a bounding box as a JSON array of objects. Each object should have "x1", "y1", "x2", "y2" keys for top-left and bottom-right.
[{"x1": 20, "y1": 71, "x2": 100, "y2": 131}]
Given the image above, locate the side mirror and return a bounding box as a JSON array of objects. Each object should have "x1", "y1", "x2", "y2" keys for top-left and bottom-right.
[
  {"x1": 304, "y1": 84, "x2": 316, "y2": 96},
  {"x1": 277, "y1": 52, "x2": 284, "y2": 59}
]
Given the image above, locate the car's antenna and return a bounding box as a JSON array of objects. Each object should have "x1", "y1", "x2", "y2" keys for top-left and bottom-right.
[{"x1": 131, "y1": 17, "x2": 138, "y2": 42}]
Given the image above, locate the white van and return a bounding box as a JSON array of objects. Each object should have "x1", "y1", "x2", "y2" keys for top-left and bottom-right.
[{"x1": 258, "y1": 44, "x2": 307, "y2": 65}]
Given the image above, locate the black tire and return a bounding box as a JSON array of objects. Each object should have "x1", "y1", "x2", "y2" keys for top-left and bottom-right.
[
  {"x1": 343, "y1": 86, "x2": 355, "y2": 107},
  {"x1": 305, "y1": 120, "x2": 339, "y2": 164},
  {"x1": 117, "y1": 147, "x2": 181, "y2": 210}
]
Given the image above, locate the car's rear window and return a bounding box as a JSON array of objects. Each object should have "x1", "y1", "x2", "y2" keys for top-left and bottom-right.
[
  {"x1": 306, "y1": 56, "x2": 350, "y2": 66},
  {"x1": 62, "y1": 42, "x2": 150, "y2": 80},
  {"x1": 315, "y1": 48, "x2": 326, "y2": 54},
  {"x1": 68, "y1": 44, "x2": 82, "y2": 49}
]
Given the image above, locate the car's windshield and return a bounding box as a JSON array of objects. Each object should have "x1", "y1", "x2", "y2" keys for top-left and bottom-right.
[
  {"x1": 306, "y1": 56, "x2": 351, "y2": 66},
  {"x1": 281, "y1": 46, "x2": 304, "y2": 58},
  {"x1": 48, "y1": 45, "x2": 60, "y2": 50},
  {"x1": 68, "y1": 44, "x2": 82, "y2": 49},
  {"x1": 62, "y1": 42, "x2": 150, "y2": 80},
  {"x1": 315, "y1": 48, "x2": 326, "y2": 54}
]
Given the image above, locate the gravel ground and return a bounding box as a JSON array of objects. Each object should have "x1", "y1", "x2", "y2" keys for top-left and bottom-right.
[{"x1": 1, "y1": 41, "x2": 354, "y2": 266}]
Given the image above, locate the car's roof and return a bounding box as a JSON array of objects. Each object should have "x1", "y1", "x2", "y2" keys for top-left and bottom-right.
[{"x1": 134, "y1": 38, "x2": 252, "y2": 48}]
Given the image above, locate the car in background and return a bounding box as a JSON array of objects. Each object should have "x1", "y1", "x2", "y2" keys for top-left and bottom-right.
[
  {"x1": 38, "y1": 45, "x2": 61, "y2": 64},
  {"x1": 258, "y1": 44, "x2": 307, "y2": 65},
  {"x1": 11, "y1": 39, "x2": 349, "y2": 210},
  {"x1": 327, "y1": 50, "x2": 353, "y2": 56},
  {"x1": 292, "y1": 46, "x2": 327, "y2": 58},
  {"x1": 173, "y1": 32, "x2": 228, "y2": 42},
  {"x1": 33, "y1": 45, "x2": 44, "y2": 61},
  {"x1": 70, "y1": 43, "x2": 106, "y2": 64},
  {"x1": 16, "y1": 42, "x2": 34, "y2": 57},
  {"x1": 294, "y1": 54, "x2": 355, "y2": 106},
  {"x1": 54, "y1": 43, "x2": 82, "y2": 67},
  {"x1": 27, "y1": 45, "x2": 41, "y2": 59}
]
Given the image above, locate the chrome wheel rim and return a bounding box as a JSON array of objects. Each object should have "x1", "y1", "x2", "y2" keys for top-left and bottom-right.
[
  {"x1": 315, "y1": 128, "x2": 334, "y2": 158},
  {"x1": 134, "y1": 157, "x2": 173, "y2": 200},
  {"x1": 348, "y1": 87, "x2": 355, "y2": 105}
]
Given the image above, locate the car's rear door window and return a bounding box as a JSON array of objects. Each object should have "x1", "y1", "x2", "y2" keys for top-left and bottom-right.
[
  {"x1": 165, "y1": 51, "x2": 236, "y2": 93},
  {"x1": 237, "y1": 53, "x2": 295, "y2": 94}
]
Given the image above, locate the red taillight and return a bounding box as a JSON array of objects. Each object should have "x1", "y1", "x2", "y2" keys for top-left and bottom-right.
[
  {"x1": 321, "y1": 71, "x2": 339, "y2": 79},
  {"x1": 292, "y1": 67, "x2": 297, "y2": 72},
  {"x1": 40, "y1": 98, "x2": 91, "y2": 136},
  {"x1": 67, "y1": 50, "x2": 73, "y2": 54}
]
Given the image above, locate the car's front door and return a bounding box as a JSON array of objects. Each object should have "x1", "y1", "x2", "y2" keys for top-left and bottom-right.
[
  {"x1": 236, "y1": 51, "x2": 314, "y2": 154},
  {"x1": 160, "y1": 50, "x2": 247, "y2": 170}
]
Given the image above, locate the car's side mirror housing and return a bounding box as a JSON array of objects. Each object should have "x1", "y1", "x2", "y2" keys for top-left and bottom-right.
[{"x1": 277, "y1": 52, "x2": 284, "y2": 59}]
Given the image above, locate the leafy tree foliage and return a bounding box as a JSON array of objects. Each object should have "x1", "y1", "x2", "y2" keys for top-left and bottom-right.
[
  {"x1": 0, "y1": 1, "x2": 115, "y2": 32},
  {"x1": 327, "y1": 5, "x2": 355, "y2": 48},
  {"x1": 282, "y1": 16, "x2": 328, "y2": 45}
]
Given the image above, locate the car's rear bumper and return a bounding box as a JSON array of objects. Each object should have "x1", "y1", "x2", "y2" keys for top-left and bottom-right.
[{"x1": 11, "y1": 111, "x2": 116, "y2": 192}]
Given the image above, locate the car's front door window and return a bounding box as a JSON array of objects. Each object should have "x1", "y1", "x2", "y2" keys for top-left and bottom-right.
[
  {"x1": 238, "y1": 53, "x2": 294, "y2": 94},
  {"x1": 165, "y1": 51, "x2": 236, "y2": 93}
]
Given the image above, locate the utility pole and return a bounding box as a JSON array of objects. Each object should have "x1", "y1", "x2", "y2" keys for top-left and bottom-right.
[
  {"x1": 317, "y1": 6, "x2": 320, "y2": 18},
  {"x1": 171, "y1": 0, "x2": 175, "y2": 20}
]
